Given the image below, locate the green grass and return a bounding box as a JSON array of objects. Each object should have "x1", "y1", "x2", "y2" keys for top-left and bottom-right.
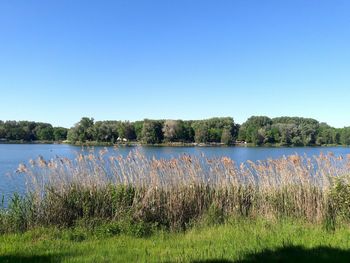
[{"x1": 1, "y1": 218, "x2": 350, "y2": 262}]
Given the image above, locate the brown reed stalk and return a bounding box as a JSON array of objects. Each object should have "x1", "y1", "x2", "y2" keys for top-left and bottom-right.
[{"x1": 12, "y1": 149, "x2": 350, "y2": 231}]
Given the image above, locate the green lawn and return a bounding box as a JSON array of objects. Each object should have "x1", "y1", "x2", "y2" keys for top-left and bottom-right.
[{"x1": 1, "y1": 218, "x2": 350, "y2": 262}]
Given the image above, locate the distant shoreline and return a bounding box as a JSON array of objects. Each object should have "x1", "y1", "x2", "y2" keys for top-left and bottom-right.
[
  {"x1": 0, "y1": 140, "x2": 64, "y2": 145},
  {"x1": 0, "y1": 140, "x2": 346, "y2": 148},
  {"x1": 2, "y1": 116, "x2": 350, "y2": 149}
]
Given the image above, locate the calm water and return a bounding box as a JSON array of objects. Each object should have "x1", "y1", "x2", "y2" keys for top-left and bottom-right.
[{"x1": 1, "y1": 144, "x2": 350, "y2": 200}]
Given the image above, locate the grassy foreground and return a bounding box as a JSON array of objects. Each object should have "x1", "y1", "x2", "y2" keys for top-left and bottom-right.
[{"x1": 1, "y1": 218, "x2": 350, "y2": 263}]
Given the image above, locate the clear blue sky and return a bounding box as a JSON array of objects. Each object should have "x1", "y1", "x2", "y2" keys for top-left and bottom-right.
[{"x1": 1, "y1": 0, "x2": 349, "y2": 128}]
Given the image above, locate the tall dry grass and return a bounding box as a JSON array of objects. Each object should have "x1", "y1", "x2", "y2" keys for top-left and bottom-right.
[{"x1": 3, "y1": 148, "x2": 350, "y2": 233}]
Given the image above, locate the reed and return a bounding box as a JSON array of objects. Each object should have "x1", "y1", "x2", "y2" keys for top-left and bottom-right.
[{"x1": 1, "y1": 148, "x2": 350, "y2": 234}]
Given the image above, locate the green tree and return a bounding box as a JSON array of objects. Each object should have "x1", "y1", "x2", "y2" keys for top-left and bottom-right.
[
  {"x1": 68, "y1": 117, "x2": 95, "y2": 143},
  {"x1": 192, "y1": 122, "x2": 209, "y2": 143},
  {"x1": 53, "y1": 127, "x2": 68, "y2": 141},
  {"x1": 0, "y1": 129, "x2": 5, "y2": 139},
  {"x1": 340, "y1": 128, "x2": 350, "y2": 145},
  {"x1": 141, "y1": 120, "x2": 163, "y2": 144},
  {"x1": 238, "y1": 116, "x2": 272, "y2": 144},
  {"x1": 221, "y1": 128, "x2": 233, "y2": 145},
  {"x1": 37, "y1": 126, "x2": 54, "y2": 141},
  {"x1": 118, "y1": 121, "x2": 136, "y2": 141},
  {"x1": 134, "y1": 121, "x2": 144, "y2": 141},
  {"x1": 181, "y1": 121, "x2": 195, "y2": 142}
]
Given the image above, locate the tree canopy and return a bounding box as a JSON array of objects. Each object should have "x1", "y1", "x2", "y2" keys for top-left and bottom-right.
[
  {"x1": 0, "y1": 121, "x2": 68, "y2": 142},
  {"x1": 1, "y1": 116, "x2": 350, "y2": 146}
]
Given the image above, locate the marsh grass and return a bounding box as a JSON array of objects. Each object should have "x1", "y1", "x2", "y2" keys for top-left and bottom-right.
[{"x1": 1, "y1": 149, "x2": 350, "y2": 234}]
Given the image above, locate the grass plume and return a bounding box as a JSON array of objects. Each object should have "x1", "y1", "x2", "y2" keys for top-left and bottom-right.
[{"x1": 1, "y1": 148, "x2": 350, "y2": 234}]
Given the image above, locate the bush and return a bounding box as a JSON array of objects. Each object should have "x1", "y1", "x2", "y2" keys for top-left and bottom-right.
[{"x1": 326, "y1": 176, "x2": 350, "y2": 230}]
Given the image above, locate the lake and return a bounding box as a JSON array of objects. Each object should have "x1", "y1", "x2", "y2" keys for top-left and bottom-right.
[{"x1": 1, "y1": 144, "x2": 350, "y2": 201}]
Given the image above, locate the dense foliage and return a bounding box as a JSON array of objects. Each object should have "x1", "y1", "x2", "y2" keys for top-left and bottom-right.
[
  {"x1": 1, "y1": 116, "x2": 350, "y2": 146},
  {"x1": 0, "y1": 121, "x2": 67, "y2": 142},
  {"x1": 238, "y1": 116, "x2": 350, "y2": 146},
  {"x1": 67, "y1": 117, "x2": 239, "y2": 145}
]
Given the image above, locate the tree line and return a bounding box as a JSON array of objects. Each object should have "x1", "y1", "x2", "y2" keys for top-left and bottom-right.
[
  {"x1": 66, "y1": 117, "x2": 238, "y2": 145},
  {"x1": 1, "y1": 116, "x2": 350, "y2": 146},
  {"x1": 0, "y1": 121, "x2": 67, "y2": 142},
  {"x1": 238, "y1": 116, "x2": 350, "y2": 146}
]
